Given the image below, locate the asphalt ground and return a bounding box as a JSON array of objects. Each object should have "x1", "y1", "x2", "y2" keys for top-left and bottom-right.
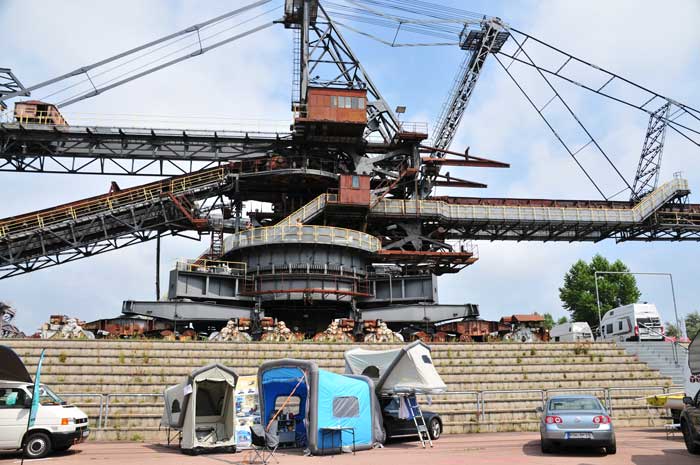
[{"x1": 0, "y1": 428, "x2": 694, "y2": 465}]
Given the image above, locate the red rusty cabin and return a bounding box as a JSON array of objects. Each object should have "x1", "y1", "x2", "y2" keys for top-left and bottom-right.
[
  {"x1": 296, "y1": 87, "x2": 367, "y2": 139},
  {"x1": 14, "y1": 100, "x2": 67, "y2": 126},
  {"x1": 337, "y1": 174, "x2": 370, "y2": 205}
]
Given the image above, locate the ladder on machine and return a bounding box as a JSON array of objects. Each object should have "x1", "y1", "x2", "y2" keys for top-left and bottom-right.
[{"x1": 406, "y1": 395, "x2": 433, "y2": 448}]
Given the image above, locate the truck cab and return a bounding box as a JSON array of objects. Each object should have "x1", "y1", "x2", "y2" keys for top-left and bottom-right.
[{"x1": 0, "y1": 381, "x2": 89, "y2": 459}]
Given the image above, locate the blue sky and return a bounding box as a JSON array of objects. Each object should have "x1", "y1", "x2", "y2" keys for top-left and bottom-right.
[{"x1": 1, "y1": 0, "x2": 699, "y2": 334}]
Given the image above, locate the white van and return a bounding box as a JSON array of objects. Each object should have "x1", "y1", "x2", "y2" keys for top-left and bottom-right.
[
  {"x1": 550, "y1": 322, "x2": 594, "y2": 342},
  {"x1": 600, "y1": 303, "x2": 664, "y2": 342},
  {"x1": 0, "y1": 381, "x2": 89, "y2": 458}
]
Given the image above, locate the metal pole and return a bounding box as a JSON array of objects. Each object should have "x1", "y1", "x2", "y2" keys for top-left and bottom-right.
[
  {"x1": 155, "y1": 234, "x2": 161, "y2": 300},
  {"x1": 669, "y1": 274, "x2": 682, "y2": 338},
  {"x1": 594, "y1": 272, "x2": 603, "y2": 332}
]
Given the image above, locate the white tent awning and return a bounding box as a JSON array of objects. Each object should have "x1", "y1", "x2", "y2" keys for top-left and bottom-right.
[{"x1": 344, "y1": 341, "x2": 446, "y2": 394}]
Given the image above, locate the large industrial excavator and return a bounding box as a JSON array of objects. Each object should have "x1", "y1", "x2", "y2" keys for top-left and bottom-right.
[{"x1": 1, "y1": 0, "x2": 699, "y2": 338}]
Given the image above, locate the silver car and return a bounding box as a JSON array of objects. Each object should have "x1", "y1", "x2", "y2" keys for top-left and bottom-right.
[{"x1": 538, "y1": 395, "x2": 616, "y2": 455}]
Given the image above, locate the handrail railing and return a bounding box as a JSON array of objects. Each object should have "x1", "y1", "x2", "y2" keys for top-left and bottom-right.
[
  {"x1": 0, "y1": 167, "x2": 226, "y2": 239},
  {"x1": 59, "y1": 384, "x2": 672, "y2": 431},
  {"x1": 226, "y1": 224, "x2": 381, "y2": 253},
  {"x1": 175, "y1": 258, "x2": 247, "y2": 275},
  {"x1": 373, "y1": 177, "x2": 689, "y2": 225},
  {"x1": 637, "y1": 322, "x2": 685, "y2": 365}
]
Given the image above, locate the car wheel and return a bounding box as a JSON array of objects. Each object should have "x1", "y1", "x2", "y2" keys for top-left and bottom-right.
[
  {"x1": 24, "y1": 432, "x2": 52, "y2": 459},
  {"x1": 606, "y1": 435, "x2": 617, "y2": 455},
  {"x1": 540, "y1": 438, "x2": 552, "y2": 454},
  {"x1": 383, "y1": 424, "x2": 391, "y2": 441},
  {"x1": 682, "y1": 421, "x2": 700, "y2": 454},
  {"x1": 428, "y1": 418, "x2": 441, "y2": 440}
]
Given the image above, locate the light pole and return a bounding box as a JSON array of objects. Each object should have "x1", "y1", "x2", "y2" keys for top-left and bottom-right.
[{"x1": 594, "y1": 271, "x2": 681, "y2": 337}]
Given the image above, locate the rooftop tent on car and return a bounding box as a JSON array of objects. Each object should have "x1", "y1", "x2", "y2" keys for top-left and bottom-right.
[
  {"x1": 161, "y1": 363, "x2": 239, "y2": 453},
  {"x1": 343, "y1": 341, "x2": 447, "y2": 395}
]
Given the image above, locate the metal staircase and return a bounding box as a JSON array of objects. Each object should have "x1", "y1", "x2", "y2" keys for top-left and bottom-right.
[
  {"x1": 618, "y1": 341, "x2": 687, "y2": 386},
  {"x1": 277, "y1": 194, "x2": 328, "y2": 226}
]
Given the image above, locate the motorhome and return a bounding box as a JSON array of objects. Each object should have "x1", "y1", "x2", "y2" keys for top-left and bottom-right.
[
  {"x1": 0, "y1": 347, "x2": 89, "y2": 459},
  {"x1": 550, "y1": 322, "x2": 594, "y2": 342},
  {"x1": 599, "y1": 303, "x2": 664, "y2": 342}
]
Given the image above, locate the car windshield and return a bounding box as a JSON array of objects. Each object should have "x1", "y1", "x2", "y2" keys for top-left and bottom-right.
[{"x1": 548, "y1": 398, "x2": 601, "y2": 411}]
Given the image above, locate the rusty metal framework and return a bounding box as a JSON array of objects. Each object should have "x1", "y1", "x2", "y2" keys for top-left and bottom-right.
[{"x1": 0, "y1": 0, "x2": 699, "y2": 335}]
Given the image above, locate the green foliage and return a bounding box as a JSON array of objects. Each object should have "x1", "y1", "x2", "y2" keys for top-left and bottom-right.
[
  {"x1": 559, "y1": 254, "x2": 641, "y2": 327},
  {"x1": 665, "y1": 322, "x2": 681, "y2": 339},
  {"x1": 543, "y1": 313, "x2": 555, "y2": 330},
  {"x1": 557, "y1": 316, "x2": 568, "y2": 325},
  {"x1": 686, "y1": 312, "x2": 700, "y2": 339}
]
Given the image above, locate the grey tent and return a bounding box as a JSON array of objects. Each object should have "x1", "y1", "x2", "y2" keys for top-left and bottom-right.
[
  {"x1": 161, "y1": 364, "x2": 238, "y2": 453},
  {"x1": 344, "y1": 341, "x2": 447, "y2": 395},
  {"x1": 0, "y1": 345, "x2": 32, "y2": 383}
]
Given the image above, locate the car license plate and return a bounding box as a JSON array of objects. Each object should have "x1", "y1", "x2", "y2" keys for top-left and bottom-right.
[{"x1": 565, "y1": 432, "x2": 593, "y2": 439}]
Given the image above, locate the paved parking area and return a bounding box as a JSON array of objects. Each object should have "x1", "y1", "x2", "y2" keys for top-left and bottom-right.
[{"x1": 0, "y1": 429, "x2": 694, "y2": 464}]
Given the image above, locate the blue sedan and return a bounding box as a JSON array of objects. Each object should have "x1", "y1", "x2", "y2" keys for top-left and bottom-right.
[{"x1": 539, "y1": 395, "x2": 616, "y2": 454}]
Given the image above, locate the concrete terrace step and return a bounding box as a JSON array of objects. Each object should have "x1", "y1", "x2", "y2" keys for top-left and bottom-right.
[
  {"x1": 0, "y1": 339, "x2": 674, "y2": 440},
  {"x1": 32, "y1": 370, "x2": 660, "y2": 386},
  {"x1": 27, "y1": 359, "x2": 652, "y2": 376}
]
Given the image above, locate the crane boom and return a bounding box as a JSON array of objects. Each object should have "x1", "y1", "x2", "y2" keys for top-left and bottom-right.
[{"x1": 430, "y1": 19, "x2": 508, "y2": 154}]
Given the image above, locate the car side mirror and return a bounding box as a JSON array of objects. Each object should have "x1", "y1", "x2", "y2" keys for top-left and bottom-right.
[
  {"x1": 23, "y1": 398, "x2": 32, "y2": 408},
  {"x1": 683, "y1": 396, "x2": 694, "y2": 406},
  {"x1": 535, "y1": 406, "x2": 543, "y2": 413}
]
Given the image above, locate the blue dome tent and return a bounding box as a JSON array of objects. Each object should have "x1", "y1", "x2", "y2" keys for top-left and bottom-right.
[{"x1": 257, "y1": 359, "x2": 384, "y2": 455}]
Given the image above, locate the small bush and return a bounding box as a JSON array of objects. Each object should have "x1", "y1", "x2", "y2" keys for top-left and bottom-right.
[
  {"x1": 58, "y1": 352, "x2": 67, "y2": 363},
  {"x1": 516, "y1": 357, "x2": 522, "y2": 364},
  {"x1": 530, "y1": 348, "x2": 536, "y2": 356}
]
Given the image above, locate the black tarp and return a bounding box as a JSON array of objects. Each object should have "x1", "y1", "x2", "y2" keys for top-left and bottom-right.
[{"x1": 0, "y1": 345, "x2": 32, "y2": 383}]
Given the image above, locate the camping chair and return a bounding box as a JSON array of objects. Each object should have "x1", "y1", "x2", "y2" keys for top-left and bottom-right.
[{"x1": 250, "y1": 421, "x2": 279, "y2": 464}]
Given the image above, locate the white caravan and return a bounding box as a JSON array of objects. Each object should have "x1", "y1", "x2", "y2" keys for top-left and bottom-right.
[
  {"x1": 600, "y1": 303, "x2": 664, "y2": 342},
  {"x1": 550, "y1": 322, "x2": 594, "y2": 342},
  {"x1": 0, "y1": 347, "x2": 89, "y2": 459}
]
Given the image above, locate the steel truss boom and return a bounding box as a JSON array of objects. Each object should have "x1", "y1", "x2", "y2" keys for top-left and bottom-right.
[
  {"x1": 497, "y1": 28, "x2": 700, "y2": 199},
  {"x1": 0, "y1": 0, "x2": 275, "y2": 108},
  {"x1": 430, "y1": 20, "x2": 508, "y2": 154},
  {"x1": 0, "y1": 123, "x2": 290, "y2": 176},
  {"x1": 0, "y1": 166, "x2": 235, "y2": 279}
]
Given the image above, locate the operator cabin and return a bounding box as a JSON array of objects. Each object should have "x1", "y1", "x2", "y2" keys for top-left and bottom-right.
[{"x1": 294, "y1": 87, "x2": 367, "y2": 140}]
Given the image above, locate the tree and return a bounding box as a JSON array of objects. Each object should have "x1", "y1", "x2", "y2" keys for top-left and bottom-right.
[
  {"x1": 665, "y1": 322, "x2": 681, "y2": 339},
  {"x1": 559, "y1": 254, "x2": 641, "y2": 328},
  {"x1": 543, "y1": 313, "x2": 555, "y2": 330},
  {"x1": 557, "y1": 316, "x2": 568, "y2": 325},
  {"x1": 686, "y1": 312, "x2": 700, "y2": 339}
]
